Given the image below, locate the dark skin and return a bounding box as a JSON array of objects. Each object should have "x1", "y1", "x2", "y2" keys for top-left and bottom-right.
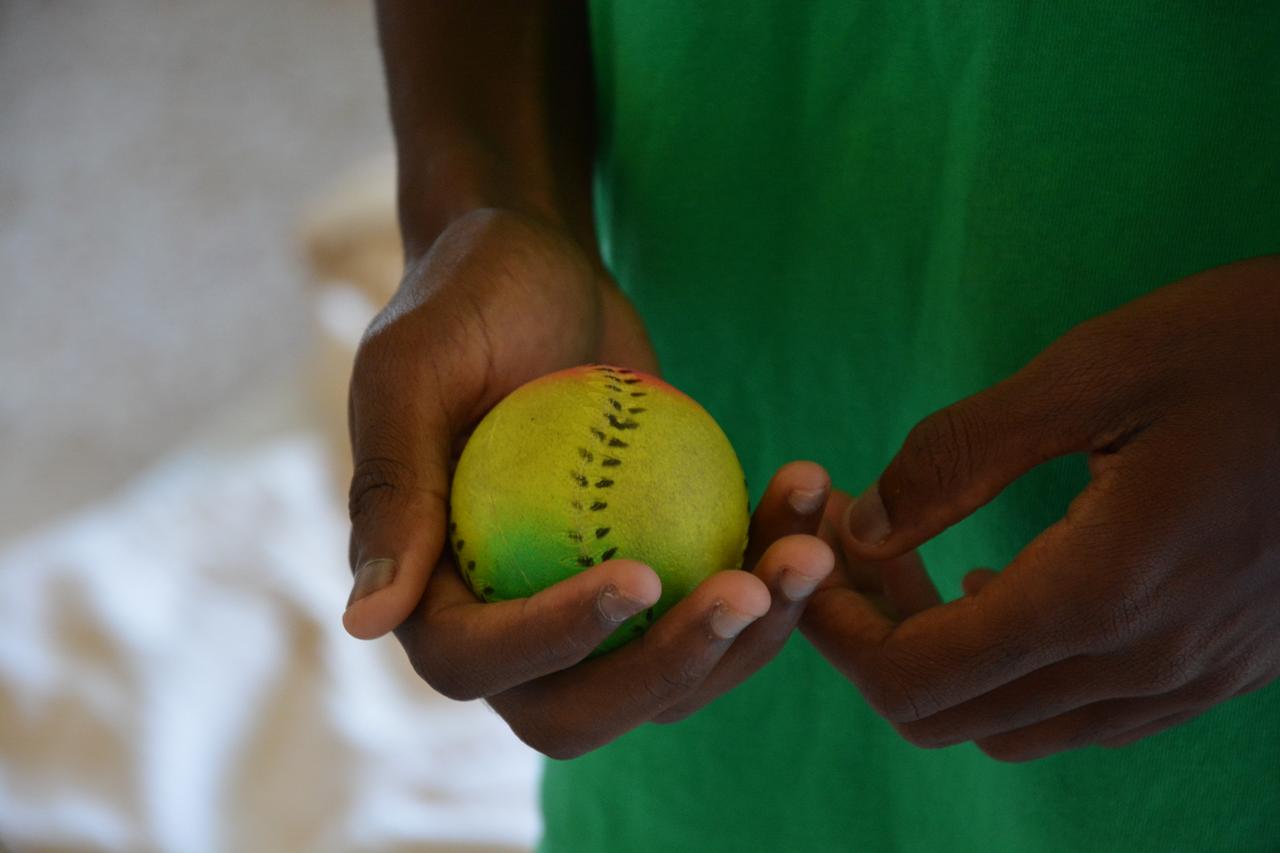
[
  {"x1": 804, "y1": 258, "x2": 1280, "y2": 761},
  {"x1": 349, "y1": 1, "x2": 1280, "y2": 761},
  {"x1": 346, "y1": 1, "x2": 836, "y2": 759}
]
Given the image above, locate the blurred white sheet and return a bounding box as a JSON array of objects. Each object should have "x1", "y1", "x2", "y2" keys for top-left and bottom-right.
[{"x1": 0, "y1": 430, "x2": 541, "y2": 852}]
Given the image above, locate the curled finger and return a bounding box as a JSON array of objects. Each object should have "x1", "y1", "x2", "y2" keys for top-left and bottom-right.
[
  {"x1": 488, "y1": 568, "x2": 770, "y2": 759},
  {"x1": 654, "y1": 533, "x2": 835, "y2": 723},
  {"x1": 398, "y1": 558, "x2": 661, "y2": 700}
]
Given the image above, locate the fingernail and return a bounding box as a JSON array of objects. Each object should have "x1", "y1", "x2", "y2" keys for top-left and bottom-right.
[
  {"x1": 787, "y1": 487, "x2": 827, "y2": 516},
  {"x1": 779, "y1": 568, "x2": 820, "y2": 602},
  {"x1": 598, "y1": 584, "x2": 654, "y2": 623},
  {"x1": 846, "y1": 484, "x2": 891, "y2": 545},
  {"x1": 708, "y1": 602, "x2": 759, "y2": 639},
  {"x1": 347, "y1": 558, "x2": 396, "y2": 608}
]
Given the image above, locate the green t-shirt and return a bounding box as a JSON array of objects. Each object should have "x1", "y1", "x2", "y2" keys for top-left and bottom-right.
[{"x1": 541, "y1": 3, "x2": 1280, "y2": 851}]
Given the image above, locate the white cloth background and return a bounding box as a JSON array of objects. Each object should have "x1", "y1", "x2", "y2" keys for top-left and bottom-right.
[
  {"x1": 0, "y1": 429, "x2": 541, "y2": 852},
  {"x1": 3, "y1": 5, "x2": 544, "y2": 846}
]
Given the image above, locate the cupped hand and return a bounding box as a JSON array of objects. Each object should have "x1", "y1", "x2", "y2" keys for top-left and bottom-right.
[
  {"x1": 344, "y1": 208, "x2": 653, "y2": 638},
  {"x1": 344, "y1": 208, "x2": 835, "y2": 757},
  {"x1": 401, "y1": 461, "x2": 833, "y2": 758},
  {"x1": 803, "y1": 257, "x2": 1280, "y2": 761}
]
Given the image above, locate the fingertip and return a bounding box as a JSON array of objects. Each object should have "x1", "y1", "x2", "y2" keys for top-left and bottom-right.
[
  {"x1": 962, "y1": 568, "x2": 999, "y2": 597},
  {"x1": 774, "y1": 459, "x2": 831, "y2": 485},
  {"x1": 342, "y1": 553, "x2": 433, "y2": 640},
  {"x1": 725, "y1": 569, "x2": 773, "y2": 619},
  {"x1": 688, "y1": 567, "x2": 772, "y2": 622},
  {"x1": 767, "y1": 533, "x2": 837, "y2": 575},
  {"x1": 342, "y1": 597, "x2": 394, "y2": 640},
  {"x1": 750, "y1": 532, "x2": 831, "y2": 594},
  {"x1": 598, "y1": 558, "x2": 662, "y2": 606},
  {"x1": 842, "y1": 484, "x2": 892, "y2": 551},
  {"x1": 773, "y1": 460, "x2": 832, "y2": 513},
  {"x1": 820, "y1": 488, "x2": 853, "y2": 528},
  {"x1": 839, "y1": 491, "x2": 920, "y2": 561}
]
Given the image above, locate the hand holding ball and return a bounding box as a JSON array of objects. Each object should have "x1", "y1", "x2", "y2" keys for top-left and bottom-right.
[{"x1": 449, "y1": 365, "x2": 749, "y2": 653}]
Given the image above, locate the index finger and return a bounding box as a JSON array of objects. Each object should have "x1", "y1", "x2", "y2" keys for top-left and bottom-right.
[
  {"x1": 343, "y1": 296, "x2": 488, "y2": 639},
  {"x1": 396, "y1": 556, "x2": 662, "y2": 700},
  {"x1": 805, "y1": 514, "x2": 1094, "y2": 723}
]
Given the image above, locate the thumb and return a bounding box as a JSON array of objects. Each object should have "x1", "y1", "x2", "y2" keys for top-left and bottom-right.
[
  {"x1": 343, "y1": 445, "x2": 450, "y2": 640},
  {"x1": 844, "y1": 375, "x2": 1097, "y2": 560},
  {"x1": 342, "y1": 333, "x2": 460, "y2": 640}
]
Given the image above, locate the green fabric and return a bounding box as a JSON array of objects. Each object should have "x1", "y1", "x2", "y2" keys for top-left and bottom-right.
[{"x1": 541, "y1": 2, "x2": 1280, "y2": 851}]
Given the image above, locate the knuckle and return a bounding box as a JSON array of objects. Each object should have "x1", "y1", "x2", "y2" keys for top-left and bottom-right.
[
  {"x1": 410, "y1": 651, "x2": 478, "y2": 701},
  {"x1": 864, "y1": 660, "x2": 935, "y2": 724},
  {"x1": 1062, "y1": 715, "x2": 1117, "y2": 751},
  {"x1": 874, "y1": 645, "x2": 951, "y2": 723},
  {"x1": 350, "y1": 319, "x2": 416, "y2": 408},
  {"x1": 353, "y1": 307, "x2": 409, "y2": 370},
  {"x1": 894, "y1": 721, "x2": 956, "y2": 749},
  {"x1": 348, "y1": 455, "x2": 416, "y2": 523},
  {"x1": 874, "y1": 689, "x2": 921, "y2": 725},
  {"x1": 1096, "y1": 573, "x2": 1159, "y2": 649},
  {"x1": 976, "y1": 735, "x2": 1039, "y2": 764},
  {"x1": 900, "y1": 407, "x2": 980, "y2": 494},
  {"x1": 1197, "y1": 659, "x2": 1253, "y2": 700},
  {"x1": 639, "y1": 655, "x2": 707, "y2": 708},
  {"x1": 542, "y1": 628, "x2": 599, "y2": 669},
  {"x1": 505, "y1": 716, "x2": 586, "y2": 761},
  {"x1": 652, "y1": 705, "x2": 696, "y2": 725},
  {"x1": 512, "y1": 599, "x2": 598, "y2": 671},
  {"x1": 1225, "y1": 653, "x2": 1264, "y2": 692},
  {"x1": 402, "y1": 626, "x2": 482, "y2": 701},
  {"x1": 1099, "y1": 597, "x2": 1146, "y2": 650},
  {"x1": 1141, "y1": 630, "x2": 1205, "y2": 694}
]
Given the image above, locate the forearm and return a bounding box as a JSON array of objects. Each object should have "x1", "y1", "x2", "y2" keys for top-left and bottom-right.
[{"x1": 375, "y1": 0, "x2": 598, "y2": 259}]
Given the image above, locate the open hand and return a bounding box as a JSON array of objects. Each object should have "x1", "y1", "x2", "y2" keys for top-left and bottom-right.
[{"x1": 803, "y1": 257, "x2": 1280, "y2": 761}]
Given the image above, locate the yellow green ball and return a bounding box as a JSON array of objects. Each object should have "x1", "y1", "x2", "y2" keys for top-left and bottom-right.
[{"x1": 449, "y1": 364, "x2": 749, "y2": 653}]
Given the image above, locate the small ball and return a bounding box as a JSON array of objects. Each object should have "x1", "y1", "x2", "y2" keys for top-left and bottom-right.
[{"x1": 449, "y1": 364, "x2": 750, "y2": 654}]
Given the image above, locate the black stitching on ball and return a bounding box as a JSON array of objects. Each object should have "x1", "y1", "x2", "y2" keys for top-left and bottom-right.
[
  {"x1": 572, "y1": 500, "x2": 583, "y2": 510},
  {"x1": 644, "y1": 607, "x2": 655, "y2": 622},
  {"x1": 590, "y1": 501, "x2": 608, "y2": 511},
  {"x1": 605, "y1": 384, "x2": 622, "y2": 392},
  {"x1": 602, "y1": 456, "x2": 621, "y2": 467},
  {"x1": 594, "y1": 527, "x2": 611, "y2": 538},
  {"x1": 455, "y1": 539, "x2": 465, "y2": 551},
  {"x1": 577, "y1": 555, "x2": 595, "y2": 567},
  {"x1": 608, "y1": 437, "x2": 628, "y2": 448},
  {"x1": 605, "y1": 413, "x2": 639, "y2": 430},
  {"x1": 466, "y1": 560, "x2": 476, "y2": 572},
  {"x1": 578, "y1": 447, "x2": 593, "y2": 462},
  {"x1": 571, "y1": 472, "x2": 589, "y2": 487},
  {"x1": 630, "y1": 392, "x2": 646, "y2": 398},
  {"x1": 483, "y1": 585, "x2": 495, "y2": 595},
  {"x1": 591, "y1": 428, "x2": 607, "y2": 443},
  {"x1": 628, "y1": 407, "x2": 646, "y2": 414},
  {"x1": 600, "y1": 546, "x2": 618, "y2": 561},
  {"x1": 608, "y1": 398, "x2": 623, "y2": 411},
  {"x1": 448, "y1": 521, "x2": 457, "y2": 532},
  {"x1": 568, "y1": 531, "x2": 584, "y2": 542},
  {"x1": 622, "y1": 378, "x2": 640, "y2": 384},
  {"x1": 595, "y1": 478, "x2": 614, "y2": 488}
]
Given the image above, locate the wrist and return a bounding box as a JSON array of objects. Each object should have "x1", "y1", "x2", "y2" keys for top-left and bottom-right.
[{"x1": 396, "y1": 133, "x2": 597, "y2": 265}]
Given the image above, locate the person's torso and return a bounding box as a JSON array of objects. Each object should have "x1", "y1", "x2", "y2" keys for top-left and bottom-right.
[{"x1": 541, "y1": 3, "x2": 1280, "y2": 850}]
